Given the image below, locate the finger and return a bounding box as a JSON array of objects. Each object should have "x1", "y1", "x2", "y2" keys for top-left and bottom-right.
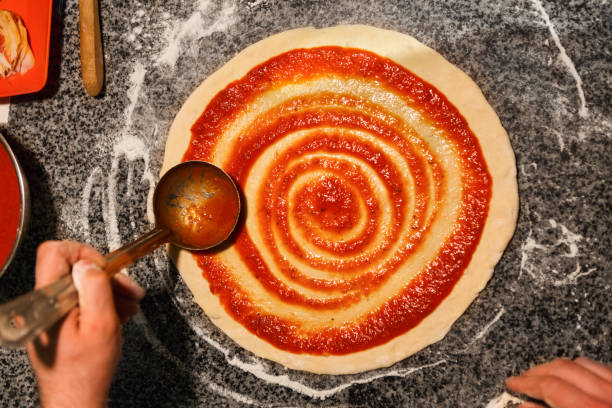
[
  {"x1": 574, "y1": 357, "x2": 612, "y2": 383},
  {"x1": 26, "y1": 308, "x2": 79, "y2": 368},
  {"x1": 35, "y1": 241, "x2": 105, "y2": 288},
  {"x1": 111, "y1": 274, "x2": 144, "y2": 324},
  {"x1": 518, "y1": 403, "x2": 545, "y2": 408},
  {"x1": 72, "y1": 261, "x2": 119, "y2": 336},
  {"x1": 506, "y1": 375, "x2": 610, "y2": 408},
  {"x1": 57, "y1": 307, "x2": 80, "y2": 340},
  {"x1": 114, "y1": 297, "x2": 140, "y2": 324},
  {"x1": 111, "y1": 273, "x2": 146, "y2": 301},
  {"x1": 522, "y1": 358, "x2": 612, "y2": 403}
]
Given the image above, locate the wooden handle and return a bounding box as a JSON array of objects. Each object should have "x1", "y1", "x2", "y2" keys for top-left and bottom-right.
[
  {"x1": 0, "y1": 274, "x2": 77, "y2": 348},
  {"x1": 79, "y1": 0, "x2": 104, "y2": 96},
  {"x1": 103, "y1": 227, "x2": 172, "y2": 277}
]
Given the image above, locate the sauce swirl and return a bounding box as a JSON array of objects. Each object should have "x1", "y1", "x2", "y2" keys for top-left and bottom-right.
[{"x1": 184, "y1": 47, "x2": 491, "y2": 354}]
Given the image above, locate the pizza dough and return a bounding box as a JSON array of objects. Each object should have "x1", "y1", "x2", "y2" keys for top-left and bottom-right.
[{"x1": 161, "y1": 25, "x2": 518, "y2": 374}]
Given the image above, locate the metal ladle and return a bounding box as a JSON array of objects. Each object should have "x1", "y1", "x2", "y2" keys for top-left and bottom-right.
[{"x1": 0, "y1": 161, "x2": 241, "y2": 348}]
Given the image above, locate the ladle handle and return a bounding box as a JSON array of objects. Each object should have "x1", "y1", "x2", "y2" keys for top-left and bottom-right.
[
  {"x1": 0, "y1": 227, "x2": 171, "y2": 348},
  {"x1": 0, "y1": 274, "x2": 78, "y2": 348},
  {"x1": 104, "y1": 227, "x2": 171, "y2": 277}
]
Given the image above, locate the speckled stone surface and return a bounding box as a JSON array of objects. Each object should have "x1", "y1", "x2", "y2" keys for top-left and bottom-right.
[{"x1": 0, "y1": 0, "x2": 610, "y2": 406}]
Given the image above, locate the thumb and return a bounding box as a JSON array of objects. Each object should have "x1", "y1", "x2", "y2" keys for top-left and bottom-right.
[{"x1": 72, "y1": 260, "x2": 119, "y2": 335}]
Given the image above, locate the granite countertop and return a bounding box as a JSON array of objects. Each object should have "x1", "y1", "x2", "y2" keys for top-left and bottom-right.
[{"x1": 0, "y1": 0, "x2": 609, "y2": 406}]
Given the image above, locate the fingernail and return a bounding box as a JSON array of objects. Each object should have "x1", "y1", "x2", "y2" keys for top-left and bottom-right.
[{"x1": 72, "y1": 260, "x2": 103, "y2": 295}]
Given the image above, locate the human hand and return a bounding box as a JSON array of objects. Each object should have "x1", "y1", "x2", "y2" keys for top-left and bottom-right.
[
  {"x1": 27, "y1": 241, "x2": 146, "y2": 408},
  {"x1": 506, "y1": 357, "x2": 612, "y2": 408}
]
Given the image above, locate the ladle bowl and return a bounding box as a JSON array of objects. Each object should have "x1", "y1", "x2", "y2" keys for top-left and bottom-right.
[
  {"x1": 155, "y1": 161, "x2": 240, "y2": 250},
  {"x1": 0, "y1": 161, "x2": 241, "y2": 348}
]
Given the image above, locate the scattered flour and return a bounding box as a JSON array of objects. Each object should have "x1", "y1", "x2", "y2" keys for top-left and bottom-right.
[
  {"x1": 81, "y1": 167, "x2": 104, "y2": 238},
  {"x1": 451, "y1": 305, "x2": 507, "y2": 354},
  {"x1": 548, "y1": 219, "x2": 581, "y2": 258},
  {"x1": 247, "y1": 0, "x2": 267, "y2": 8},
  {"x1": 485, "y1": 392, "x2": 525, "y2": 408},
  {"x1": 106, "y1": 135, "x2": 155, "y2": 249},
  {"x1": 167, "y1": 290, "x2": 447, "y2": 401},
  {"x1": 206, "y1": 382, "x2": 258, "y2": 406},
  {"x1": 133, "y1": 295, "x2": 447, "y2": 404},
  {"x1": 131, "y1": 313, "x2": 259, "y2": 406},
  {"x1": 125, "y1": 62, "x2": 147, "y2": 127},
  {"x1": 81, "y1": 62, "x2": 154, "y2": 251},
  {"x1": 529, "y1": 0, "x2": 588, "y2": 118},
  {"x1": 547, "y1": 127, "x2": 565, "y2": 150},
  {"x1": 552, "y1": 264, "x2": 596, "y2": 287},
  {"x1": 472, "y1": 307, "x2": 505, "y2": 342},
  {"x1": 156, "y1": 0, "x2": 238, "y2": 67},
  {"x1": 519, "y1": 162, "x2": 538, "y2": 177},
  {"x1": 196, "y1": 318, "x2": 447, "y2": 401},
  {"x1": 519, "y1": 219, "x2": 596, "y2": 286}
]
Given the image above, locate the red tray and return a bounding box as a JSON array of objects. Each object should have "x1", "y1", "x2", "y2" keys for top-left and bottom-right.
[{"x1": 0, "y1": 0, "x2": 53, "y2": 97}]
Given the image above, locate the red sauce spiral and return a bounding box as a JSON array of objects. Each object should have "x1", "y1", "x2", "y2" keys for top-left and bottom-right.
[{"x1": 183, "y1": 47, "x2": 491, "y2": 354}]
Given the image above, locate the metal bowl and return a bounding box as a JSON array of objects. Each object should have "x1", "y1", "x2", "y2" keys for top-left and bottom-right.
[{"x1": 0, "y1": 133, "x2": 30, "y2": 277}]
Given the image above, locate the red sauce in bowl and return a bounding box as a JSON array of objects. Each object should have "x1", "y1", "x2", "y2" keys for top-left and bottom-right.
[{"x1": 0, "y1": 141, "x2": 21, "y2": 268}]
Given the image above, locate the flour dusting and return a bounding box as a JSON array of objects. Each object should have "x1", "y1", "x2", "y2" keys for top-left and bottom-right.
[
  {"x1": 206, "y1": 382, "x2": 258, "y2": 406},
  {"x1": 179, "y1": 303, "x2": 446, "y2": 400},
  {"x1": 552, "y1": 264, "x2": 596, "y2": 287},
  {"x1": 544, "y1": 126, "x2": 565, "y2": 150},
  {"x1": 548, "y1": 219, "x2": 582, "y2": 258},
  {"x1": 81, "y1": 167, "x2": 104, "y2": 237},
  {"x1": 247, "y1": 0, "x2": 267, "y2": 8},
  {"x1": 80, "y1": 62, "x2": 155, "y2": 252},
  {"x1": 472, "y1": 307, "x2": 505, "y2": 342},
  {"x1": 106, "y1": 135, "x2": 155, "y2": 249},
  {"x1": 520, "y1": 162, "x2": 538, "y2": 177},
  {"x1": 485, "y1": 392, "x2": 524, "y2": 408},
  {"x1": 529, "y1": 0, "x2": 588, "y2": 118},
  {"x1": 132, "y1": 288, "x2": 449, "y2": 403},
  {"x1": 519, "y1": 219, "x2": 596, "y2": 286},
  {"x1": 125, "y1": 62, "x2": 147, "y2": 127},
  {"x1": 131, "y1": 313, "x2": 257, "y2": 405},
  {"x1": 156, "y1": 0, "x2": 238, "y2": 67}
]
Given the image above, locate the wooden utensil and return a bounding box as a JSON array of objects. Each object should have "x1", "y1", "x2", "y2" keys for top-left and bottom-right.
[{"x1": 79, "y1": 0, "x2": 104, "y2": 96}]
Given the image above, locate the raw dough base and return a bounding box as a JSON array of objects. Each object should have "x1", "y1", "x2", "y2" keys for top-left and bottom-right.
[{"x1": 161, "y1": 25, "x2": 518, "y2": 374}]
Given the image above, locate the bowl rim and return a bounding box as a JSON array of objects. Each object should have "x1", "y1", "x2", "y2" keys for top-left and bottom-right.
[{"x1": 0, "y1": 132, "x2": 30, "y2": 277}]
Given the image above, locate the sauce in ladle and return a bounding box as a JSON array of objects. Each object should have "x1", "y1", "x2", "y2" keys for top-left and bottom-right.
[
  {"x1": 104, "y1": 161, "x2": 241, "y2": 272},
  {"x1": 155, "y1": 161, "x2": 241, "y2": 250}
]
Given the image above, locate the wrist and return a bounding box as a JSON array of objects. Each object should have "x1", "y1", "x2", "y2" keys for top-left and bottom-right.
[{"x1": 39, "y1": 385, "x2": 107, "y2": 408}]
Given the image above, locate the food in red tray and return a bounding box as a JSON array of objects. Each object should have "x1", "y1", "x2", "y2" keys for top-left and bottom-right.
[{"x1": 0, "y1": 9, "x2": 35, "y2": 78}]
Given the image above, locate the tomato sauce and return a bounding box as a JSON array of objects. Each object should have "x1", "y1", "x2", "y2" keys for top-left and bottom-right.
[
  {"x1": 0, "y1": 141, "x2": 21, "y2": 268},
  {"x1": 184, "y1": 47, "x2": 491, "y2": 354}
]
